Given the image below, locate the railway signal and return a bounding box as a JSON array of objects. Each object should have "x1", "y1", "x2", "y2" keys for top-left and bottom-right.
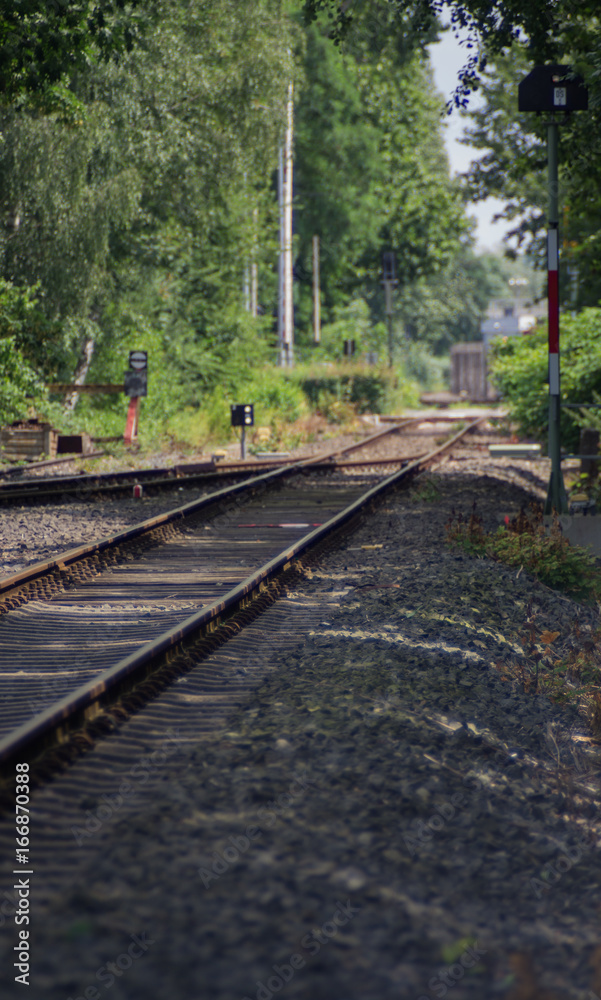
[
  {"x1": 518, "y1": 66, "x2": 588, "y2": 514},
  {"x1": 231, "y1": 404, "x2": 254, "y2": 460},
  {"x1": 123, "y1": 350, "x2": 148, "y2": 446},
  {"x1": 128, "y1": 350, "x2": 148, "y2": 371}
]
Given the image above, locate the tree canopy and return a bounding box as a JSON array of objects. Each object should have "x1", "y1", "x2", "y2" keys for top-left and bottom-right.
[
  {"x1": 302, "y1": 0, "x2": 601, "y2": 103},
  {"x1": 0, "y1": 0, "x2": 570, "y2": 431},
  {"x1": 0, "y1": 1, "x2": 152, "y2": 98}
]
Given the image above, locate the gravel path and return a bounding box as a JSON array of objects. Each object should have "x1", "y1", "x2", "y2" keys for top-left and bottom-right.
[{"x1": 1, "y1": 466, "x2": 600, "y2": 999}]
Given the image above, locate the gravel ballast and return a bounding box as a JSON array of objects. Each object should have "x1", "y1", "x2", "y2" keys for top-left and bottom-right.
[{"x1": 0, "y1": 467, "x2": 600, "y2": 1000}]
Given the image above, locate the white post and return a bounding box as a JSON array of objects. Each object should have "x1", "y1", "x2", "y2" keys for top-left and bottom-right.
[
  {"x1": 277, "y1": 146, "x2": 285, "y2": 365},
  {"x1": 283, "y1": 82, "x2": 294, "y2": 365},
  {"x1": 313, "y1": 235, "x2": 321, "y2": 344},
  {"x1": 251, "y1": 207, "x2": 259, "y2": 318},
  {"x1": 243, "y1": 170, "x2": 251, "y2": 314},
  {"x1": 243, "y1": 266, "x2": 251, "y2": 313}
]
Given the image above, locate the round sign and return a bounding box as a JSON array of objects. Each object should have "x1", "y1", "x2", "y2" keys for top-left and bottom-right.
[{"x1": 129, "y1": 351, "x2": 147, "y2": 371}]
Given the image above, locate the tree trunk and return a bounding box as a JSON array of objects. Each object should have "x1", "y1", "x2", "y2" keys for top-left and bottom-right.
[{"x1": 63, "y1": 336, "x2": 95, "y2": 411}]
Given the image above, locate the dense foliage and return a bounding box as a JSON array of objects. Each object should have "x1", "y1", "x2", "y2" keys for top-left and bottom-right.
[
  {"x1": 0, "y1": 0, "x2": 295, "y2": 429},
  {"x1": 302, "y1": 1, "x2": 601, "y2": 98},
  {"x1": 2, "y1": 0, "x2": 584, "y2": 441},
  {"x1": 293, "y1": 8, "x2": 470, "y2": 329},
  {"x1": 0, "y1": 1, "x2": 152, "y2": 98},
  {"x1": 489, "y1": 309, "x2": 601, "y2": 451},
  {"x1": 305, "y1": 0, "x2": 601, "y2": 313},
  {"x1": 462, "y1": 49, "x2": 601, "y2": 308}
]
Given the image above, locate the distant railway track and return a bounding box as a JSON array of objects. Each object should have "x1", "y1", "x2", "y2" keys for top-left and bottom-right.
[
  {"x1": 0, "y1": 418, "x2": 484, "y2": 796},
  {"x1": 0, "y1": 414, "x2": 467, "y2": 506}
]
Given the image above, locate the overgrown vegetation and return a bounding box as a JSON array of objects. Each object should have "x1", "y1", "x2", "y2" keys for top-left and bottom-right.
[
  {"x1": 488, "y1": 308, "x2": 601, "y2": 451},
  {"x1": 446, "y1": 502, "x2": 600, "y2": 602},
  {"x1": 447, "y1": 502, "x2": 601, "y2": 726},
  {"x1": 0, "y1": 1, "x2": 516, "y2": 449}
]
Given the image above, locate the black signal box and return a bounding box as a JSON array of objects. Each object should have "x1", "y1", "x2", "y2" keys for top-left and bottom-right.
[
  {"x1": 518, "y1": 65, "x2": 588, "y2": 113},
  {"x1": 382, "y1": 251, "x2": 397, "y2": 282},
  {"x1": 343, "y1": 340, "x2": 356, "y2": 357},
  {"x1": 231, "y1": 404, "x2": 254, "y2": 427},
  {"x1": 124, "y1": 370, "x2": 148, "y2": 397}
]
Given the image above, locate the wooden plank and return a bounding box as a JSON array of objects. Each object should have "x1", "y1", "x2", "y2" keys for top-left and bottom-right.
[{"x1": 46, "y1": 384, "x2": 124, "y2": 394}]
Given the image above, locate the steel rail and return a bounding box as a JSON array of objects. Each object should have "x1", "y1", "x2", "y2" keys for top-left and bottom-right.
[
  {"x1": 0, "y1": 418, "x2": 483, "y2": 767},
  {"x1": 0, "y1": 451, "x2": 106, "y2": 479},
  {"x1": 0, "y1": 459, "x2": 307, "y2": 597},
  {"x1": 0, "y1": 417, "x2": 422, "y2": 505},
  {"x1": 0, "y1": 421, "x2": 419, "y2": 594}
]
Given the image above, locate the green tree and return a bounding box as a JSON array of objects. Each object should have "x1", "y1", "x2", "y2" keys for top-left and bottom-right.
[
  {"x1": 293, "y1": 5, "x2": 469, "y2": 343},
  {"x1": 0, "y1": 0, "x2": 295, "y2": 410},
  {"x1": 301, "y1": 1, "x2": 601, "y2": 99},
  {"x1": 461, "y1": 46, "x2": 601, "y2": 306},
  {"x1": 0, "y1": 1, "x2": 151, "y2": 98},
  {"x1": 397, "y1": 251, "x2": 509, "y2": 353}
]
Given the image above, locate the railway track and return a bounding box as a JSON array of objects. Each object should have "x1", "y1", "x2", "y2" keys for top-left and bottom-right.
[
  {"x1": 0, "y1": 418, "x2": 483, "y2": 788},
  {"x1": 0, "y1": 414, "x2": 466, "y2": 506},
  {"x1": 1, "y1": 416, "x2": 598, "y2": 1000}
]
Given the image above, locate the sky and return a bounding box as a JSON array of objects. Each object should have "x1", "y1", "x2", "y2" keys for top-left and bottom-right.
[{"x1": 428, "y1": 27, "x2": 513, "y2": 253}]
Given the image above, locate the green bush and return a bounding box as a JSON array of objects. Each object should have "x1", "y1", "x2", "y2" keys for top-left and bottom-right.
[
  {"x1": 446, "y1": 503, "x2": 600, "y2": 602},
  {"x1": 244, "y1": 370, "x2": 306, "y2": 423},
  {"x1": 400, "y1": 340, "x2": 449, "y2": 390},
  {"x1": 303, "y1": 300, "x2": 387, "y2": 364},
  {"x1": 288, "y1": 364, "x2": 413, "y2": 414},
  {"x1": 0, "y1": 336, "x2": 44, "y2": 424},
  {"x1": 489, "y1": 308, "x2": 601, "y2": 451}
]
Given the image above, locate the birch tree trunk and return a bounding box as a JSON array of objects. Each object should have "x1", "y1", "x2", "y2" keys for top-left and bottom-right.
[{"x1": 63, "y1": 336, "x2": 95, "y2": 411}]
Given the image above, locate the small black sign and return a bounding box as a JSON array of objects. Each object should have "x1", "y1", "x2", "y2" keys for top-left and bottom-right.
[
  {"x1": 518, "y1": 65, "x2": 588, "y2": 113},
  {"x1": 231, "y1": 404, "x2": 254, "y2": 427},
  {"x1": 124, "y1": 371, "x2": 148, "y2": 397},
  {"x1": 343, "y1": 340, "x2": 356, "y2": 357}
]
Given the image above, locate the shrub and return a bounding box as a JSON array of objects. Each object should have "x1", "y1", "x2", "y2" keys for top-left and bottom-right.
[
  {"x1": 288, "y1": 364, "x2": 417, "y2": 415},
  {"x1": 446, "y1": 502, "x2": 599, "y2": 602},
  {"x1": 489, "y1": 308, "x2": 601, "y2": 451},
  {"x1": 0, "y1": 336, "x2": 44, "y2": 425}
]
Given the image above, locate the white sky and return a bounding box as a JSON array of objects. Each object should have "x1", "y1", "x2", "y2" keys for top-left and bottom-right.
[{"x1": 428, "y1": 27, "x2": 513, "y2": 253}]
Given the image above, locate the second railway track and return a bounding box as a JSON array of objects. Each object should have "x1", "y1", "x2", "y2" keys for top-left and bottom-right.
[{"x1": 0, "y1": 413, "x2": 487, "y2": 506}]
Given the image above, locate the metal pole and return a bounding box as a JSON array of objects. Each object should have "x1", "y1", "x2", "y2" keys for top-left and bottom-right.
[
  {"x1": 384, "y1": 280, "x2": 393, "y2": 369},
  {"x1": 313, "y1": 235, "x2": 321, "y2": 343},
  {"x1": 277, "y1": 146, "x2": 285, "y2": 366},
  {"x1": 544, "y1": 119, "x2": 568, "y2": 514},
  {"x1": 251, "y1": 207, "x2": 259, "y2": 318},
  {"x1": 241, "y1": 425, "x2": 246, "y2": 461},
  {"x1": 283, "y1": 82, "x2": 294, "y2": 366}
]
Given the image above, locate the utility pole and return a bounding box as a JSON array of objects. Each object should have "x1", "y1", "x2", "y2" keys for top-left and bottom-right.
[
  {"x1": 278, "y1": 83, "x2": 294, "y2": 366},
  {"x1": 251, "y1": 207, "x2": 259, "y2": 318},
  {"x1": 518, "y1": 65, "x2": 588, "y2": 515},
  {"x1": 313, "y1": 235, "x2": 321, "y2": 344},
  {"x1": 382, "y1": 252, "x2": 397, "y2": 369}
]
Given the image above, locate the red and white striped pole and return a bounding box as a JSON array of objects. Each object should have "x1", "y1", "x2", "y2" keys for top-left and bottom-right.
[{"x1": 545, "y1": 120, "x2": 568, "y2": 514}]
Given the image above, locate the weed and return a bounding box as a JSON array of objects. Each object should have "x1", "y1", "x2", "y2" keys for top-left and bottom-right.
[
  {"x1": 411, "y1": 476, "x2": 442, "y2": 504},
  {"x1": 446, "y1": 502, "x2": 600, "y2": 602},
  {"x1": 448, "y1": 506, "x2": 601, "y2": 726}
]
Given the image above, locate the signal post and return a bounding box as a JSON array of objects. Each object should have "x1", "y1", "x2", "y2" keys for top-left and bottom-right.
[{"x1": 518, "y1": 66, "x2": 588, "y2": 514}]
